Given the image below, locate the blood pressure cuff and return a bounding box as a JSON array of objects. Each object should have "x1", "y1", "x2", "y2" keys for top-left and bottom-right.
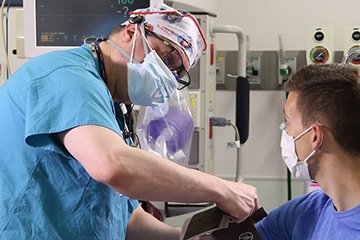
[{"x1": 180, "y1": 207, "x2": 267, "y2": 240}]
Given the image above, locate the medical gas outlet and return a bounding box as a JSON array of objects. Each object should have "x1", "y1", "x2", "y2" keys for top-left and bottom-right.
[
  {"x1": 247, "y1": 57, "x2": 260, "y2": 85},
  {"x1": 307, "y1": 27, "x2": 334, "y2": 65},
  {"x1": 343, "y1": 27, "x2": 360, "y2": 65},
  {"x1": 278, "y1": 34, "x2": 291, "y2": 84},
  {"x1": 245, "y1": 35, "x2": 260, "y2": 85}
]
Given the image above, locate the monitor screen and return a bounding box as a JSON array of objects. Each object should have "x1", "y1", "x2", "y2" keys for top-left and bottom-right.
[
  {"x1": 23, "y1": 0, "x2": 150, "y2": 57},
  {"x1": 4, "y1": 0, "x2": 23, "y2": 6}
]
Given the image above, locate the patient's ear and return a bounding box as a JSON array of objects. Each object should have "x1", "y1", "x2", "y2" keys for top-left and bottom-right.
[{"x1": 311, "y1": 124, "x2": 323, "y2": 149}]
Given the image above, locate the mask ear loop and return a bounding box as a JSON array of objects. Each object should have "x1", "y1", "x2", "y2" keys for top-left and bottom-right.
[
  {"x1": 301, "y1": 127, "x2": 324, "y2": 164},
  {"x1": 139, "y1": 22, "x2": 153, "y2": 55},
  {"x1": 314, "y1": 129, "x2": 324, "y2": 151},
  {"x1": 107, "y1": 39, "x2": 134, "y2": 61},
  {"x1": 129, "y1": 23, "x2": 137, "y2": 63}
]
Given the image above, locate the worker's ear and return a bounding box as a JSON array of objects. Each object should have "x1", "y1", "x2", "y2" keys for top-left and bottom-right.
[{"x1": 122, "y1": 24, "x2": 139, "y2": 43}]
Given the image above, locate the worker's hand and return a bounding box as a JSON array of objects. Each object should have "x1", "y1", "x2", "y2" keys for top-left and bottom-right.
[{"x1": 216, "y1": 180, "x2": 259, "y2": 222}]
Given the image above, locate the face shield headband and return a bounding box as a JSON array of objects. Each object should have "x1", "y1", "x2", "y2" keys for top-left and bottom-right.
[{"x1": 128, "y1": 10, "x2": 208, "y2": 52}]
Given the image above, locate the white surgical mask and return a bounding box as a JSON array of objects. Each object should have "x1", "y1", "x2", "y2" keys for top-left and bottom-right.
[
  {"x1": 107, "y1": 23, "x2": 178, "y2": 106},
  {"x1": 280, "y1": 126, "x2": 321, "y2": 181}
]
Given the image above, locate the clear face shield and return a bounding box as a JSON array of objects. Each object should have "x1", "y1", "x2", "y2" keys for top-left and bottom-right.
[
  {"x1": 144, "y1": 29, "x2": 191, "y2": 90},
  {"x1": 126, "y1": 6, "x2": 206, "y2": 163}
]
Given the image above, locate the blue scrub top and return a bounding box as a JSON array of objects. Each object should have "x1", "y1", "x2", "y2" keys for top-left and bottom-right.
[{"x1": 0, "y1": 45, "x2": 138, "y2": 239}]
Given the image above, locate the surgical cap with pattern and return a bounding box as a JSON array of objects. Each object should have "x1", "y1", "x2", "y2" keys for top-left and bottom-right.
[{"x1": 122, "y1": 3, "x2": 207, "y2": 67}]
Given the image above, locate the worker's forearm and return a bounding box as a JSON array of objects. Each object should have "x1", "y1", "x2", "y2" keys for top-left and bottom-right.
[
  {"x1": 126, "y1": 206, "x2": 180, "y2": 240},
  {"x1": 106, "y1": 145, "x2": 225, "y2": 204}
]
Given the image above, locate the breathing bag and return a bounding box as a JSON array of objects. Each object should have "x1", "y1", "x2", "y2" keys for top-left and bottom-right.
[{"x1": 136, "y1": 89, "x2": 194, "y2": 166}]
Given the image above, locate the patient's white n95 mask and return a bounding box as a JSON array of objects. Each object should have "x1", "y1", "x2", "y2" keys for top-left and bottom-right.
[{"x1": 280, "y1": 127, "x2": 320, "y2": 182}]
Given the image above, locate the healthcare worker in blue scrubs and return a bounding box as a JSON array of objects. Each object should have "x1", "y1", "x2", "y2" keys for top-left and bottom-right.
[
  {"x1": 0, "y1": 3, "x2": 258, "y2": 239},
  {"x1": 256, "y1": 64, "x2": 360, "y2": 239}
]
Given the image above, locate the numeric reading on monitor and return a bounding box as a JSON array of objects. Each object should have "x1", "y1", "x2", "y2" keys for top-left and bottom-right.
[{"x1": 118, "y1": 0, "x2": 135, "y2": 4}]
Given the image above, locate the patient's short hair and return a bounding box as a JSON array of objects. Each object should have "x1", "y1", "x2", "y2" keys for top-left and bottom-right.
[{"x1": 284, "y1": 63, "x2": 360, "y2": 156}]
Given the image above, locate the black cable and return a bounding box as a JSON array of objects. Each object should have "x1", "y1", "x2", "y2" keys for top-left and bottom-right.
[
  {"x1": 284, "y1": 90, "x2": 292, "y2": 201},
  {"x1": 124, "y1": 104, "x2": 134, "y2": 132},
  {"x1": 94, "y1": 39, "x2": 107, "y2": 85},
  {"x1": 287, "y1": 169, "x2": 292, "y2": 201},
  {"x1": 131, "y1": 132, "x2": 141, "y2": 149}
]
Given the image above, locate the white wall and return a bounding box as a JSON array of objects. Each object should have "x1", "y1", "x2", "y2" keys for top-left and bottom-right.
[{"x1": 215, "y1": 0, "x2": 360, "y2": 51}]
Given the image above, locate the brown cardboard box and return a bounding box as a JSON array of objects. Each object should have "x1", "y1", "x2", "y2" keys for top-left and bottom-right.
[{"x1": 180, "y1": 207, "x2": 267, "y2": 240}]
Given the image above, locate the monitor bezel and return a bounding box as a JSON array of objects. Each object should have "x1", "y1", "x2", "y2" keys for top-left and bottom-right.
[{"x1": 23, "y1": 0, "x2": 75, "y2": 58}]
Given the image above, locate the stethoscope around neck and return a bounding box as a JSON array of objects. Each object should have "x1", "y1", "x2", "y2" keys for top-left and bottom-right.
[
  {"x1": 84, "y1": 36, "x2": 140, "y2": 148},
  {"x1": 84, "y1": 37, "x2": 108, "y2": 85}
]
